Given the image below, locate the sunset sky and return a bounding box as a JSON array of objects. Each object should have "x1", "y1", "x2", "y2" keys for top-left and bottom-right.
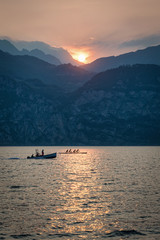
[{"x1": 0, "y1": 0, "x2": 160, "y2": 62}]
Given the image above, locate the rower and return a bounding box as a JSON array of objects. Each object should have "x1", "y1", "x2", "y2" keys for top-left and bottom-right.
[{"x1": 42, "y1": 149, "x2": 44, "y2": 156}]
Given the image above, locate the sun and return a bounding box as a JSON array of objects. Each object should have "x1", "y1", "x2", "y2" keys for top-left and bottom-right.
[
  {"x1": 70, "y1": 49, "x2": 89, "y2": 63},
  {"x1": 78, "y1": 54, "x2": 86, "y2": 63}
]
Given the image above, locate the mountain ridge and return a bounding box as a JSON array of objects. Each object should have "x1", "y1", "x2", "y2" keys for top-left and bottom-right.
[
  {"x1": 0, "y1": 39, "x2": 160, "y2": 145},
  {"x1": 82, "y1": 44, "x2": 160, "y2": 73},
  {"x1": 0, "y1": 50, "x2": 93, "y2": 92},
  {"x1": 9, "y1": 39, "x2": 78, "y2": 65},
  {"x1": 0, "y1": 39, "x2": 61, "y2": 65},
  {"x1": 0, "y1": 64, "x2": 159, "y2": 146}
]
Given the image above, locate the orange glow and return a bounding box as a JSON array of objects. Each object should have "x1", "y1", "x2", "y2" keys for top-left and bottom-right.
[{"x1": 69, "y1": 49, "x2": 90, "y2": 63}]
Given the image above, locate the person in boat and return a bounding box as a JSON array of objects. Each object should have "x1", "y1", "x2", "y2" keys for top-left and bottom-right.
[
  {"x1": 76, "y1": 149, "x2": 79, "y2": 153},
  {"x1": 66, "y1": 149, "x2": 68, "y2": 153},
  {"x1": 73, "y1": 149, "x2": 76, "y2": 153},
  {"x1": 69, "y1": 149, "x2": 72, "y2": 153},
  {"x1": 36, "y1": 149, "x2": 40, "y2": 157},
  {"x1": 42, "y1": 149, "x2": 44, "y2": 156},
  {"x1": 31, "y1": 154, "x2": 34, "y2": 158}
]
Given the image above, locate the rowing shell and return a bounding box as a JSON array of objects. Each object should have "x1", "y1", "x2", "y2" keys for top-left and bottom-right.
[{"x1": 59, "y1": 152, "x2": 87, "y2": 154}]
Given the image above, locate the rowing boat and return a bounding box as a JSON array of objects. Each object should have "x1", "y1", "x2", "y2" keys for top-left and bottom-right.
[{"x1": 59, "y1": 152, "x2": 87, "y2": 154}]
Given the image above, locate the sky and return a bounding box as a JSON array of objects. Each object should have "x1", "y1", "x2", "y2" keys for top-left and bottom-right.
[{"x1": 0, "y1": 0, "x2": 160, "y2": 62}]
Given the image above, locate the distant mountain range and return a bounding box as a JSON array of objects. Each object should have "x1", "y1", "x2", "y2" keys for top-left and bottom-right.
[
  {"x1": 82, "y1": 45, "x2": 160, "y2": 72},
  {"x1": 0, "y1": 50, "x2": 93, "y2": 92},
  {"x1": 1, "y1": 39, "x2": 160, "y2": 70},
  {"x1": 0, "y1": 40, "x2": 160, "y2": 146},
  {"x1": 0, "y1": 63, "x2": 160, "y2": 146},
  {"x1": 12, "y1": 39, "x2": 79, "y2": 65},
  {"x1": 0, "y1": 39, "x2": 61, "y2": 65},
  {"x1": 0, "y1": 39, "x2": 79, "y2": 65}
]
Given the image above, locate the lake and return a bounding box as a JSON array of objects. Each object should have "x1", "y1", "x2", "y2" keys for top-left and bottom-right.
[{"x1": 0, "y1": 146, "x2": 160, "y2": 239}]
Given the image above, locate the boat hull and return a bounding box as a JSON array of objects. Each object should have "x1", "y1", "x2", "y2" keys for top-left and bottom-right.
[{"x1": 27, "y1": 152, "x2": 57, "y2": 159}]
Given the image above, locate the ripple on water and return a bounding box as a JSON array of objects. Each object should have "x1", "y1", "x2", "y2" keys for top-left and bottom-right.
[
  {"x1": 102, "y1": 229, "x2": 146, "y2": 237},
  {"x1": 0, "y1": 146, "x2": 160, "y2": 240},
  {"x1": 10, "y1": 234, "x2": 33, "y2": 239}
]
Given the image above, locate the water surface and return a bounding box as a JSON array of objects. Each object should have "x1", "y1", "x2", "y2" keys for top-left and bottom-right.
[{"x1": 0, "y1": 146, "x2": 160, "y2": 239}]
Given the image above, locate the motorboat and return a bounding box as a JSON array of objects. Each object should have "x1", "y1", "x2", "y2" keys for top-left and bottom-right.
[{"x1": 27, "y1": 152, "x2": 57, "y2": 159}]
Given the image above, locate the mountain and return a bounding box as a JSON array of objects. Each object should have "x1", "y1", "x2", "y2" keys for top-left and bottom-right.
[
  {"x1": 0, "y1": 39, "x2": 19, "y2": 55},
  {"x1": 0, "y1": 50, "x2": 93, "y2": 91},
  {"x1": 10, "y1": 39, "x2": 78, "y2": 65},
  {"x1": 83, "y1": 45, "x2": 160, "y2": 73},
  {"x1": 21, "y1": 48, "x2": 61, "y2": 65},
  {"x1": 0, "y1": 64, "x2": 160, "y2": 146},
  {"x1": 69, "y1": 64, "x2": 160, "y2": 145},
  {"x1": 0, "y1": 75, "x2": 67, "y2": 145},
  {"x1": 0, "y1": 39, "x2": 61, "y2": 65}
]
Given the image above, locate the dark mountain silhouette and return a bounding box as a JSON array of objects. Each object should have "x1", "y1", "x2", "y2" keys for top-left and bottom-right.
[
  {"x1": 82, "y1": 45, "x2": 160, "y2": 73},
  {"x1": 0, "y1": 39, "x2": 61, "y2": 65},
  {"x1": 0, "y1": 75, "x2": 66, "y2": 145},
  {"x1": 0, "y1": 50, "x2": 93, "y2": 91},
  {"x1": 0, "y1": 64, "x2": 160, "y2": 146},
  {"x1": 82, "y1": 64, "x2": 160, "y2": 91},
  {"x1": 0, "y1": 39, "x2": 19, "y2": 55},
  {"x1": 10, "y1": 39, "x2": 78, "y2": 65},
  {"x1": 21, "y1": 48, "x2": 61, "y2": 65},
  {"x1": 69, "y1": 64, "x2": 160, "y2": 145}
]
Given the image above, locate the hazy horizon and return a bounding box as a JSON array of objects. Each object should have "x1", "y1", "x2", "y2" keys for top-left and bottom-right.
[{"x1": 0, "y1": 0, "x2": 160, "y2": 62}]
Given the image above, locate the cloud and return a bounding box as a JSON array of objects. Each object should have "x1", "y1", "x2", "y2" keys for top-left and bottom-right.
[
  {"x1": 119, "y1": 34, "x2": 160, "y2": 49},
  {"x1": 0, "y1": 0, "x2": 160, "y2": 61}
]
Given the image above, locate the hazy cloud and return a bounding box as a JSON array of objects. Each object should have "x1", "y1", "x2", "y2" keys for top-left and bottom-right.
[
  {"x1": 0, "y1": 0, "x2": 160, "y2": 61},
  {"x1": 119, "y1": 34, "x2": 160, "y2": 48}
]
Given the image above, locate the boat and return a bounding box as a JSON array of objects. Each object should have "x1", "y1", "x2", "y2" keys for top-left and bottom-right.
[
  {"x1": 59, "y1": 149, "x2": 87, "y2": 154},
  {"x1": 59, "y1": 152, "x2": 87, "y2": 154},
  {"x1": 27, "y1": 152, "x2": 57, "y2": 159}
]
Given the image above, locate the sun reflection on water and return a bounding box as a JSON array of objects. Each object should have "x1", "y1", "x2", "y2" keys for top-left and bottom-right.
[
  {"x1": 44, "y1": 149, "x2": 112, "y2": 236},
  {"x1": 1, "y1": 147, "x2": 160, "y2": 239}
]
